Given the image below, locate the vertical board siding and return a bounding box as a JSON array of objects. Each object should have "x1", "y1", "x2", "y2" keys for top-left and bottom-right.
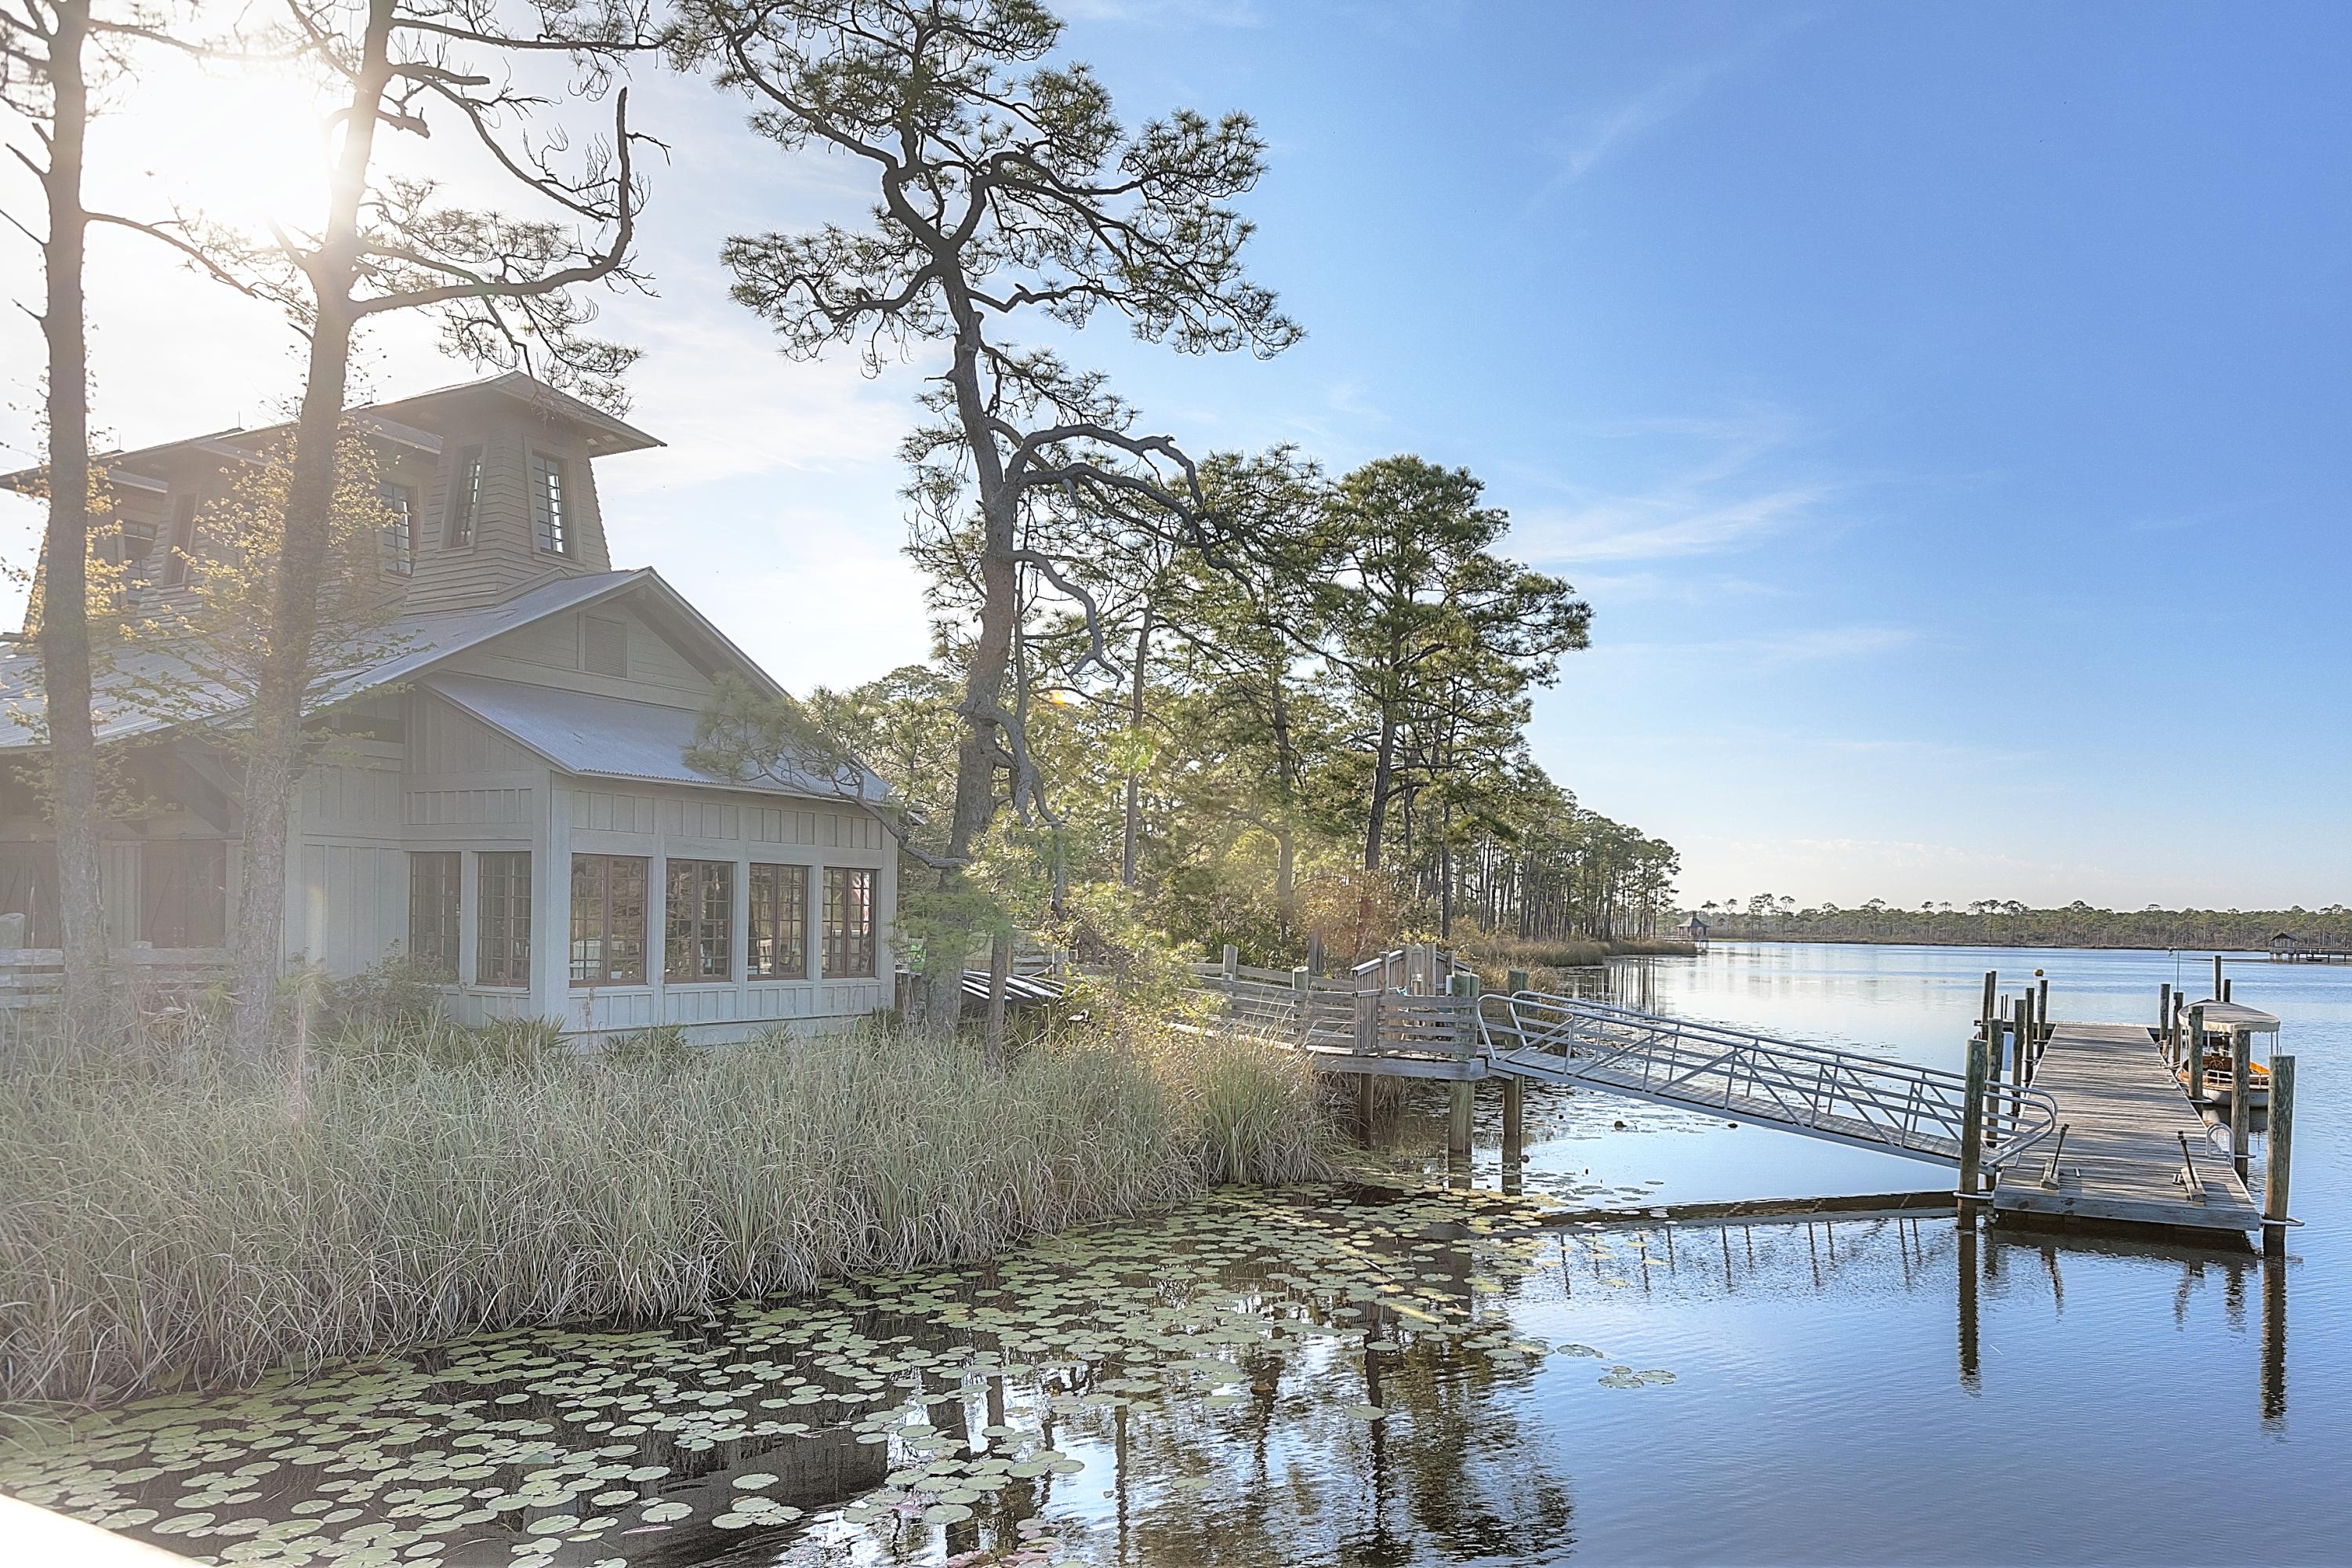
[
  {"x1": 410, "y1": 694, "x2": 539, "y2": 778},
  {"x1": 402, "y1": 789, "x2": 534, "y2": 827},
  {"x1": 296, "y1": 843, "x2": 406, "y2": 973}
]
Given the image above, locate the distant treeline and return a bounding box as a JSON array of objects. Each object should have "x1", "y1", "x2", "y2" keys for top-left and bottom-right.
[{"x1": 1691, "y1": 899, "x2": 2348, "y2": 953}]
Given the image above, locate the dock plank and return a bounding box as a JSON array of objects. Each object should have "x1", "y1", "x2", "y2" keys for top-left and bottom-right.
[{"x1": 1994, "y1": 1022, "x2": 2259, "y2": 1232}]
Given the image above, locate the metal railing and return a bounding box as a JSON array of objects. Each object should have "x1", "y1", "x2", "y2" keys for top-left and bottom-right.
[{"x1": 1484, "y1": 991, "x2": 2060, "y2": 1170}]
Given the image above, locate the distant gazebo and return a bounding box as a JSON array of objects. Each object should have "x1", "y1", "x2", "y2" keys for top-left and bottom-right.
[{"x1": 1679, "y1": 914, "x2": 1709, "y2": 949}]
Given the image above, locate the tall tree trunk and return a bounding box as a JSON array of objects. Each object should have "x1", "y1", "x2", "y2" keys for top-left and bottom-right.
[
  {"x1": 1363, "y1": 706, "x2": 1396, "y2": 871},
  {"x1": 983, "y1": 926, "x2": 1011, "y2": 1066},
  {"x1": 1438, "y1": 836, "x2": 1452, "y2": 939},
  {"x1": 1120, "y1": 597, "x2": 1151, "y2": 886},
  {"x1": 227, "y1": 0, "x2": 396, "y2": 1053},
  {"x1": 924, "y1": 303, "x2": 1019, "y2": 1037},
  {"x1": 34, "y1": 0, "x2": 111, "y2": 1035}
]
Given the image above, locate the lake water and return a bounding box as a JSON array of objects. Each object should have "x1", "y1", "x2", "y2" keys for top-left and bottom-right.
[{"x1": 5, "y1": 942, "x2": 2347, "y2": 1565}]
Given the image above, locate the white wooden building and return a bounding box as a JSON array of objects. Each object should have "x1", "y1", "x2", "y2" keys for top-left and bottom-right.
[{"x1": 0, "y1": 375, "x2": 900, "y2": 1038}]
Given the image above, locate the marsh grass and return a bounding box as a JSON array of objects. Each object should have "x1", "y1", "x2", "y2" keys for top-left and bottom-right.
[{"x1": 0, "y1": 1014, "x2": 1328, "y2": 1406}]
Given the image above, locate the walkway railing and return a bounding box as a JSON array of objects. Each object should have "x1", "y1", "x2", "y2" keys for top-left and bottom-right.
[{"x1": 1486, "y1": 991, "x2": 2061, "y2": 1169}]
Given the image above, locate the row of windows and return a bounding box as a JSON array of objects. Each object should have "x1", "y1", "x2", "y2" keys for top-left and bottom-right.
[
  {"x1": 118, "y1": 446, "x2": 577, "y2": 589},
  {"x1": 409, "y1": 851, "x2": 877, "y2": 988},
  {"x1": 386, "y1": 447, "x2": 573, "y2": 572}
]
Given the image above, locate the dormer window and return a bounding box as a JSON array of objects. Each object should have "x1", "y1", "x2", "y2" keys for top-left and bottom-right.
[
  {"x1": 379, "y1": 481, "x2": 415, "y2": 575},
  {"x1": 114, "y1": 517, "x2": 158, "y2": 592},
  {"x1": 532, "y1": 452, "x2": 570, "y2": 555},
  {"x1": 445, "y1": 446, "x2": 482, "y2": 549}
]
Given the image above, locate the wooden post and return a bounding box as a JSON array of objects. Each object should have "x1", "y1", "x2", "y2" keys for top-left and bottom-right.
[
  {"x1": 1356, "y1": 1073, "x2": 1375, "y2": 1146},
  {"x1": 1292, "y1": 965, "x2": 1311, "y2": 1044},
  {"x1": 2036, "y1": 976, "x2": 2049, "y2": 1044},
  {"x1": 1501, "y1": 1075, "x2": 1525, "y2": 1191},
  {"x1": 2230, "y1": 1026, "x2": 2252, "y2": 1180},
  {"x1": 2187, "y1": 1005, "x2": 2207, "y2": 1101},
  {"x1": 1507, "y1": 967, "x2": 1529, "y2": 996},
  {"x1": 2213, "y1": 953, "x2": 2224, "y2": 1000},
  {"x1": 2158, "y1": 983, "x2": 2172, "y2": 1060},
  {"x1": 1306, "y1": 931, "x2": 1323, "y2": 979},
  {"x1": 1446, "y1": 972, "x2": 1478, "y2": 1179},
  {"x1": 1979, "y1": 970, "x2": 1997, "y2": 1068},
  {"x1": 1221, "y1": 943, "x2": 1239, "y2": 982},
  {"x1": 1353, "y1": 990, "x2": 1380, "y2": 1147},
  {"x1": 2223, "y1": 978, "x2": 2234, "y2": 1003},
  {"x1": 1958, "y1": 1029, "x2": 1991, "y2": 1215},
  {"x1": 2011, "y1": 997, "x2": 2031, "y2": 1105},
  {"x1": 2263, "y1": 1054, "x2": 2296, "y2": 1253}
]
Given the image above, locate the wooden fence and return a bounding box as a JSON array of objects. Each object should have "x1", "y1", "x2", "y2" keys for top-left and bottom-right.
[{"x1": 0, "y1": 947, "x2": 230, "y2": 1030}]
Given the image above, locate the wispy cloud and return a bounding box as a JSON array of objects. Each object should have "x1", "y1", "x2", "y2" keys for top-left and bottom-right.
[
  {"x1": 1511, "y1": 402, "x2": 1842, "y2": 565},
  {"x1": 1584, "y1": 622, "x2": 1920, "y2": 672},
  {"x1": 1521, "y1": 11, "x2": 1820, "y2": 206},
  {"x1": 1520, "y1": 483, "x2": 1832, "y2": 563}
]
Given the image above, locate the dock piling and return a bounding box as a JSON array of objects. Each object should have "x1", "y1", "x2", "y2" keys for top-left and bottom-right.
[
  {"x1": 2012, "y1": 996, "x2": 2031, "y2": 1096},
  {"x1": 1507, "y1": 967, "x2": 1529, "y2": 996},
  {"x1": 2158, "y1": 983, "x2": 2172, "y2": 1060},
  {"x1": 1446, "y1": 972, "x2": 1478, "y2": 1181},
  {"x1": 2263, "y1": 1054, "x2": 2296, "y2": 1254},
  {"x1": 1958, "y1": 1029, "x2": 1990, "y2": 1216},
  {"x1": 2213, "y1": 953, "x2": 2224, "y2": 1000},
  {"x1": 2036, "y1": 975, "x2": 2049, "y2": 1044},
  {"x1": 1501, "y1": 1076, "x2": 1525, "y2": 1192},
  {"x1": 2187, "y1": 1005, "x2": 2207, "y2": 1101},
  {"x1": 2230, "y1": 1027, "x2": 2252, "y2": 1179}
]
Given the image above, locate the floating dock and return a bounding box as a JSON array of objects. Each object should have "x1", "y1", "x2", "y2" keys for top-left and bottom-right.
[{"x1": 1991, "y1": 1022, "x2": 2259, "y2": 1232}]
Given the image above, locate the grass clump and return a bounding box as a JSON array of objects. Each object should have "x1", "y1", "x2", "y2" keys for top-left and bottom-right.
[{"x1": 0, "y1": 1014, "x2": 1327, "y2": 1406}]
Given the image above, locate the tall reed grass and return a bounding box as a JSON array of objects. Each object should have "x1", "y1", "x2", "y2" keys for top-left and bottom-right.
[{"x1": 0, "y1": 1015, "x2": 1328, "y2": 1406}]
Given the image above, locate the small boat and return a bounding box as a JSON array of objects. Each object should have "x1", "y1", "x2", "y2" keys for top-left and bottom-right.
[{"x1": 2178, "y1": 1052, "x2": 2270, "y2": 1109}]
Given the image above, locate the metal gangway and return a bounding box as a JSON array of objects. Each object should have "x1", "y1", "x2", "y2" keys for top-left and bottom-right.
[{"x1": 1483, "y1": 991, "x2": 2061, "y2": 1170}]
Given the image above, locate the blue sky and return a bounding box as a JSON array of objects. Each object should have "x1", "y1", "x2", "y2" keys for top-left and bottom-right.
[{"x1": 3, "y1": 1, "x2": 2347, "y2": 909}]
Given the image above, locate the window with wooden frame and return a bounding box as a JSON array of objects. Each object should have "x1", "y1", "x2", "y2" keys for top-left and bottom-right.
[
  {"x1": 379, "y1": 481, "x2": 416, "y2": 575},
  {"x1": 113, "y1": 517, "x2": 158, "y2": 591},
  {"x1": 582, "y1": 615, "x2": 628, "y2": 679},
  {"x1": 477, "y1": 851, "x2": 532, "y2": 986},
  {"x1": 407, "y1": 851, "x2": 461, "y2": 980},
  {"x1": 162, "y1": 492, "x2": 199, "y2": 587},
  {"x1": 140, "y1": 840, "x2": 227, "y2": 948},
  {"x1": 664, "y1": 859, "x2": 732, "y2": 982},
  {"x1": 748, "y1": 863, "x2": 807, "y2": 979},
  {"x1": 822, "y1": 866, "x2": 875, "y2": 979},
  {"x1": 571, "y1": 854, "x2": 648, "y2": 985},
  {"x1": 531, "y1": 452, "x2": 569, "y2": 554},
  {"x1": 445, "y1": 445, "x2": 484, "y2": 548}
]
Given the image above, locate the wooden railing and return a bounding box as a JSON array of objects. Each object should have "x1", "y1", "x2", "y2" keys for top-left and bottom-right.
[
  {"x1": 1190, "y1": 945, "x2": 1483, "y2": 1076},
  {"x1": 0, "y1": 947, "x2": 230, "y2": 1014}
]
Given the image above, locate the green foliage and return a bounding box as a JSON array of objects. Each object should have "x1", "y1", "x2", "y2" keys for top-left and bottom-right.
[{"x1": 320, "y1": 955, "x2": 448, "y2": 1032}]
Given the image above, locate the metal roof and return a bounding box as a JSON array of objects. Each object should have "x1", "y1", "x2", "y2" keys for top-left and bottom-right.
[
  {"x1": 0, "y1": 571, "x2": 648, "y2": 751},
  {"x1": 421, "y1": 672, "x2": 887, "y2": 805}
]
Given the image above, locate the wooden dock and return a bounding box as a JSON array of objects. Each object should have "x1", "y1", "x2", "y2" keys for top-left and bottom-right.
[{"x1": 1994, "y1": 1021, "x2": 2259, "y2": 1233}]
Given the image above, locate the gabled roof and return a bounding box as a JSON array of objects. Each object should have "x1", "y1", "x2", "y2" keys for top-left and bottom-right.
[
  {"x1": 0, "y1": 572, "x2": 875, "y2": 812},
  {"x1": 422, "y1": 673, "x2": 886, "y2": 804}
]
